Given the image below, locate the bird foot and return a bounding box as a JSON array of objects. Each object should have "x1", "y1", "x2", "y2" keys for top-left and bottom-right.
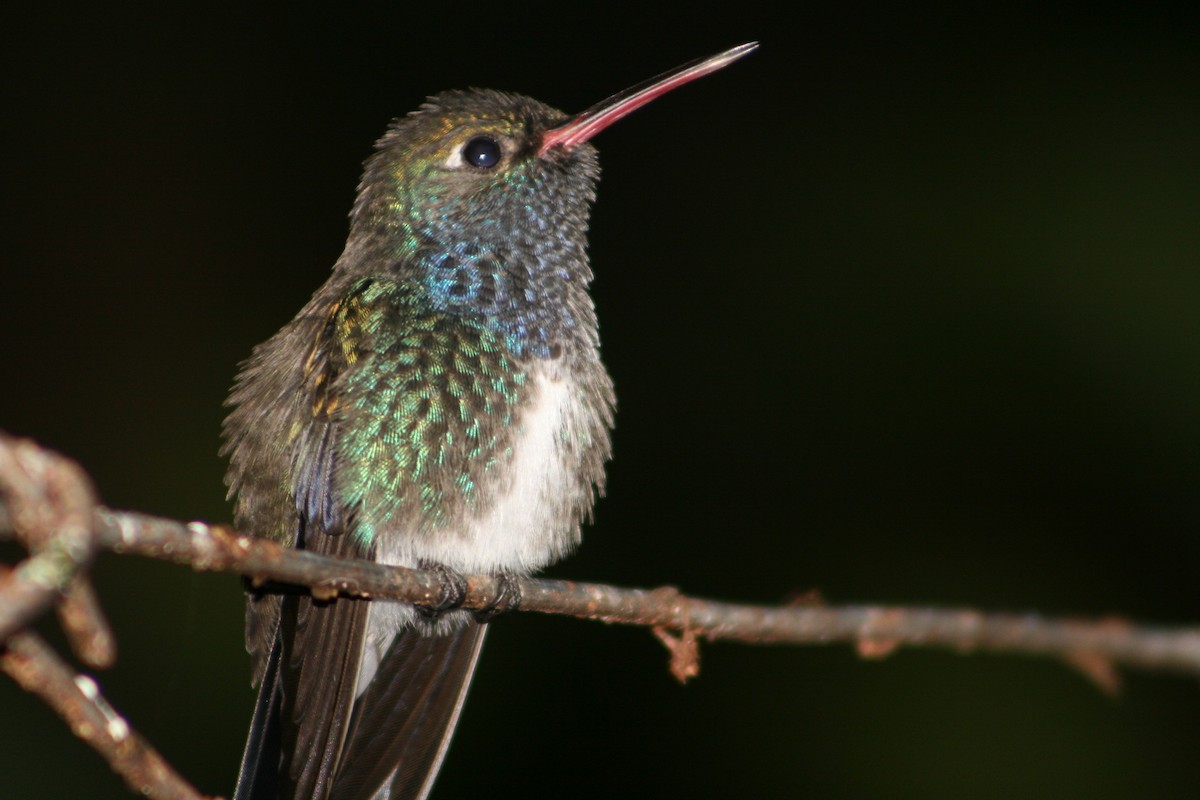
[
  {"x1": 472, "y1": 572, "x2": 522, "y2": 623},
  {"x1": 415, "y1": 561, "x2": 469, "y2": 619}
]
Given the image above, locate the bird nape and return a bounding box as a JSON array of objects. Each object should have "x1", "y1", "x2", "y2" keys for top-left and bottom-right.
[{"x1": 222, "y1": 42, "x2": 758, "y2": 800}]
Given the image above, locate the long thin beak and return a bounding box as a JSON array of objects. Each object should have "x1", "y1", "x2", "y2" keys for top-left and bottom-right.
[{"x1": 538, "y1": 42, "x2": 759, "y2": 156}]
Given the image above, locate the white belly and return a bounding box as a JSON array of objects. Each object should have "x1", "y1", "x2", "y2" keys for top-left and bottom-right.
[
  {"x1": 376, "y1": 365, "x2": 582, "y2": 574},
  {"x1": 360, "y1": 366, "x2": 586, "y2": 689}
]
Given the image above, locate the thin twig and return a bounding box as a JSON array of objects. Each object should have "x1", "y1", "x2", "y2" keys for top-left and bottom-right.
[
  {"x1": 0, "y1": 435, "x2": 106, "y2": 650},
  {"x1": 0, "y1": 627, "x2": 210, "y2": 800},
  {"x1": 0, "y1": 434, "x2": 199, "y2": 797}
]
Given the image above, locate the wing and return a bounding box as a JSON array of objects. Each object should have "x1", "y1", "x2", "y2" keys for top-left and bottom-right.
[
  {"x1": 331, "y1": 622, "x2": 487, "y2": 800},
  {"x1": 226, "y1": 277, "x2": 372, "y2": 799},
  {"x1": 234, "y1": 527, "x2": 370, "y2": 800},
  {"x1": 276, "y1": 527, "x2": 372, "y2": 798},
  {"x1": 223, "y1": 278, "x2": 356, "y2": 682}
]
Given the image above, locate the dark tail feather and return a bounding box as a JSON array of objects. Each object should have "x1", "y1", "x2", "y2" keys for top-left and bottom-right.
[
  {"x1": 233, "y1": 636, "x2": 283, "y2": 800},
  {"x1": 330, "y1": 622, "x2": 488, "y2": 800},
  {"x1": 234, "y1": 589, "x2": 371, "y2": 800}
]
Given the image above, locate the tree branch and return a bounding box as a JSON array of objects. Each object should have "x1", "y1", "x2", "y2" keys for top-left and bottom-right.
[
  {"x1": 86, "y1": 510, "x2": 1200, "y2": 679},
  {"x1": 0, "y1": 435, "x2": 108, "y2": 660},
  {"x1": 3, "y1": 432, "x2": 1200, "y2": 798},
  {"x1": 1, "y1": 624, "x2": 210, "y2": 800},
  {"x1": 0, "y1": 433, "x2": 205, "y2": 799}
]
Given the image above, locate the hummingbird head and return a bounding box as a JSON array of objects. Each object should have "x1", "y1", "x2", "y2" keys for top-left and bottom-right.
[
  {"x1": 350, "y1": 42, "x2": 759, "y2": 257},
  {"x1": 354, "y1": 88, "x2": 600, "y2": 260},
  {"x1": 343, "y1": 44, "x2": 758, "y2": 356}
]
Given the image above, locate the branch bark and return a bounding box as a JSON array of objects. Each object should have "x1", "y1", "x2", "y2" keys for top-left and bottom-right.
[
  {"x1": 88, "y1": 509, "x2": 1200, "y2": 678},
  {"x1": 0, "y1": 433, "x2": 204, "y2": 799},
  {"x1": 3, "y1": 432, "x2": 1200, "y2": 799},
  {"x1": 1, "y1": 625, "x2": 209, "y2": 800}
]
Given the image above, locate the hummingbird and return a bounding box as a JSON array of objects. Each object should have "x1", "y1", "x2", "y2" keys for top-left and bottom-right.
[{"x1": 222, "y1": 42, "x2": 758, "y2": 800}]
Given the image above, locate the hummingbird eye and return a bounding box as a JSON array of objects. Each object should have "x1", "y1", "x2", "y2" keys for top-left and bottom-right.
[{"x1": 462, "y1": 136, "x2": 502, "y2": 169}]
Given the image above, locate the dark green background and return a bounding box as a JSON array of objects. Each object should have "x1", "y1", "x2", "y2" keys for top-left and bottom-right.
[{"x1": 3, "y1": 3, "x2": 1198, "y2": 798}]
